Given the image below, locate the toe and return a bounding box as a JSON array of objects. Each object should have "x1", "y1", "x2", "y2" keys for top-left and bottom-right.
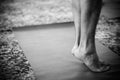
[
  {"x1": 86, "y1": 61, "x2": 111, "y2": 73},
  {"x1": 100, "y1": 63, "x2": 111, "y2": 72},
  {"x1": 94, "y1": 63, "x2": 111, "y2": 73}
]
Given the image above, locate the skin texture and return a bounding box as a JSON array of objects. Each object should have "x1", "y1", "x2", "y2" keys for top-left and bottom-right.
[{"x1": 72, "y1": 0, "x2": 110, "y2": 72}]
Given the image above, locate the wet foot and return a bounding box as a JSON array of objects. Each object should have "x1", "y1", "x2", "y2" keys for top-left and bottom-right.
[{"x1": 72, "y1": 49, "x2": 111, "y2": 72}]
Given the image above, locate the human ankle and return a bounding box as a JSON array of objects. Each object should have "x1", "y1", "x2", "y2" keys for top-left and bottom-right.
[{"x1": 79, "y1": 41, "x2": 96, "y2": 55}]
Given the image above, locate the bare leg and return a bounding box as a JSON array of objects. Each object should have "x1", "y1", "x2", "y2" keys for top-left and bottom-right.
[
  {"x1": 71, "y1": 0, "x2": 81, "y2": 53},
  {"x1": 72, "y1": 0, "x2": 110, "y2": 72}
]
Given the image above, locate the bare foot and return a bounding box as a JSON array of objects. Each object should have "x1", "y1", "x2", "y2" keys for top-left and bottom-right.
[{"x1": 72, "y1": 49, "x2": 111, "y2": 72}]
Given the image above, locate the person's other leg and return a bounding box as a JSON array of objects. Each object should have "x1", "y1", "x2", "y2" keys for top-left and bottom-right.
[
  {"x1": 72, "y1": 0, "x2": 110, "y2": 72},
  {"x1": 71, "y1": 0, "x2": 81, "y2": 53}
]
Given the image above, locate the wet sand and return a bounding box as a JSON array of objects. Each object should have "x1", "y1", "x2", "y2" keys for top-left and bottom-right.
[{"x1": 14, "y1": 23, "x2": 120, "y2": 80}]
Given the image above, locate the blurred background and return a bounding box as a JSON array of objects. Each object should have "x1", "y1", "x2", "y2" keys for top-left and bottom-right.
[{"x1": 0, "y1": 0, "x2": 120, "y2": 27}]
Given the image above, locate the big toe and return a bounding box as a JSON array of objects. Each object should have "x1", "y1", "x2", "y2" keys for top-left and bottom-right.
[
  {"x1": 99, "y1": 63, "x2": 111, "y2": 72},
  {"x1": 93, "y1": 63, "x2": 111, "y2": 73}
]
